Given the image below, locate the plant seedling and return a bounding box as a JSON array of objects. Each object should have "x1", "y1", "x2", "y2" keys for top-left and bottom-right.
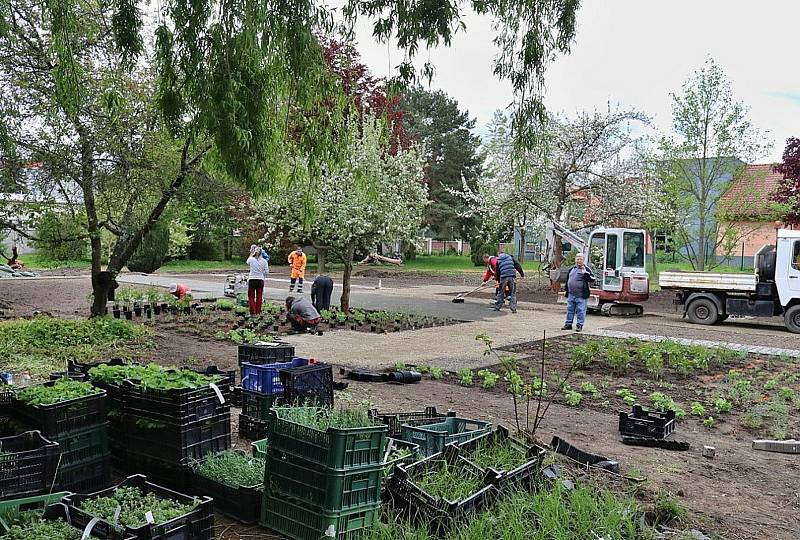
[
  {"x1": 477, "y1": 369, "x2": 499, "y2": 389},
  {"x1": 458, "y1": 368, "x2": 474, "y2": 387}
]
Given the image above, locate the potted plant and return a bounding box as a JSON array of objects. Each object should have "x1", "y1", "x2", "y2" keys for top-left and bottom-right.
[{"x1": 112, "y1": 307, "x2": 121, "y2": 319}]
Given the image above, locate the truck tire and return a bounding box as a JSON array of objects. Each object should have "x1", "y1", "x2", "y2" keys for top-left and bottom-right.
[
  {"x1": 687, "y1": 298, "x2": 719, "y2": 325},
  {"x1": 784, "y1": 305, "x2": 800, "y2": 334}
]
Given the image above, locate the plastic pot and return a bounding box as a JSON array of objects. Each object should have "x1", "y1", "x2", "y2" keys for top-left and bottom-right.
[
  {"x1": 112, "y1": 310, "x2": 121, "y2": 319},
  {"x1": 388, "y1": 371, "x2": 422, "y2": 384},
  {"x1": 124, "y1": 311, "x2": 133, "y2": 320}
]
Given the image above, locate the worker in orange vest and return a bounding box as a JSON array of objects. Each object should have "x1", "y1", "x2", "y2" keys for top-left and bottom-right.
[{"x1": 287, "y1": 245, "x2": 307, "y2": 293}]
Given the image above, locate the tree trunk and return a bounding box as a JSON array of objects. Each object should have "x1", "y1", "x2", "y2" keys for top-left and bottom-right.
[
  {"x1": 697, "y1": 212, "x2": 706, "y2": 271},
  {"x1": 316, "y1": 246, "x2": 327, "y2": 274},
  {"x1": 340, "y1": 245, "x2": 355, "y2": 313},
  {"x1": 517, "y1": 226, "x2": 526, "y2": 263}
]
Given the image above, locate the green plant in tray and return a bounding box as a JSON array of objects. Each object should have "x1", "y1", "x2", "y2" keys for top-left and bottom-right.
[
  {"x1": 192, "y1": 450, "x2": 264, "y2": 488},
  {"x1": 413, "y1": 460, "x2": 483, "y2": 501},
  {"x1": 78, "y1": 486, "x2": 197, "y2": 528},
  {"x1": 274, "y1": 406, "x2": 374, "y2": 430},
  {"x1": 16, "y1": 378, "x2": 100, "y2": 406}
]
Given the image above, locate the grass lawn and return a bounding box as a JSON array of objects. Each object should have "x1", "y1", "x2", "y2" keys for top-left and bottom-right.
[
  {"x1": 160, "y1": 259, "x2": 242, "y2": 272},
  {"x1": 20, "y1": 252, "x2": 91, "y2": 270}
]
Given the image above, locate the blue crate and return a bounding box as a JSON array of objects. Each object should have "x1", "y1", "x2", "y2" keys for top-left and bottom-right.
[{"x1": 240, "y1": 358, "x2": 309, "y2": 395}]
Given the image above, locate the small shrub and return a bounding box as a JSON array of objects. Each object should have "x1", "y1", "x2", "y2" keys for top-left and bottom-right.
[
  {"x1": 728, "y1": 379, "x2": 755, "y2": 405},
  {"x1": 713, "y1": 397, "x2": 732, "y2": 414},
  {"x1": 477, "y1": 369, "x2": 499, "y2": 389},
  {"x1": 564, "y1": 390, "x2": 582, "y2": 407},
  {"x1": 638, "y1": 342, "x2": 664, "y2": 378},
  {"x1": 703, "y1": 416, "x2": 715, "y2": 428},
  {"x1": 457, "y1": 368, "x2": 474, "y2": 387},
  {"x1": 430, "y1": 367, "x2": 445, "y2": 380},
  {"x1": 616, "y1": 388, "x2": 636, "y2": 406},
  {"x1": 649, "y1": 392, "x2": 686, "y2": 419},
  {"x1": 605, "y1": 345, "x2": 630, "y2": 374},
  {"x1": 571, "y1": 344, "x2": 596, "y2": 369},
  {"x1": 579, "y1": 381, "x2": 599, "y2": 396},
  {"x1": 690, "y1": 402, "x2": 706, "y2": 417},
  {"x1": 32, "y1": 210, "x2": 88, "y2": 261}
]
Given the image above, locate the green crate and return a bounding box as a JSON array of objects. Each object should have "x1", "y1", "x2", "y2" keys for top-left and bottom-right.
[
  {"x1": 260, "y1": 490, "x2": 378, "y2": 540},
  {"x1": 266, "y1": 451, "x2": 382, "y2": 513},
  {"x1": 383, "y1": 438, "x2": 420, "y2": 479},
  {"x1": 241, "y1": 391, "x2": 280, "y2": 420},
  {"x1": 269, "y1": 408, "x2": 387, "y2": 470},
  {"x1": 53, "y1": 424, "x2": 109, "y2": 468},
  {"x1": 401, "y1": 417, "x2": 491, "y2": 457},
  {"x1": 251, "y1": 438, "x2": 268, "y2": 460},
  {"x1": 0, "y1": 491, "x2": 70, "y2": 534}
]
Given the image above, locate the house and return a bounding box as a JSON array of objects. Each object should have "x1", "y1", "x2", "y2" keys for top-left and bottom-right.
[{"x1": 715, "y1": 163, "x2": 784, "y2": 266}]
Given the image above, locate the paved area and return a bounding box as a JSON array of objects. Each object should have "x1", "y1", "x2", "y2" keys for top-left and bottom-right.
[{"x1": 590, "y1": 328, "x2": 800, "y2": 357}]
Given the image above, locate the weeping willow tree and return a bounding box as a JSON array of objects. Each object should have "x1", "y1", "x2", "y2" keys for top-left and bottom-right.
[{"x1": 0, "y1": 0, "x2": 580, "y2": 315}]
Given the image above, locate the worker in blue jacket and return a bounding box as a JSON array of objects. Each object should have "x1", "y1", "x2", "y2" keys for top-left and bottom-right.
[
  {"x1": 562, "y1": 253, "x2": 596, "y2": 331},
  {"x1": 492, "y1": 252, "x2": 523, "y2": 313}
]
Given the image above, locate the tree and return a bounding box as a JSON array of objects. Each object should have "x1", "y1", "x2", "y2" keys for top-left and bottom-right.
[
  {"x1": 658, "y1": 59, "x2": 768, "y2": 270},
  {"x1": 260, "y1": 116, "x2": 427, "y2": 311},
  {"x1": 401, "y1": 88, "x2": 483, "y2": 239},
  {"x1": 772, "y1": 138, "x2": 800, "y2": 223},
  {"x1": 451, "y1": 108, "x2": 658, "y2": 264}
]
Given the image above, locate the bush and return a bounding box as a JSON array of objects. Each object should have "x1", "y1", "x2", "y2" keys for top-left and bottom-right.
[
  {"x1": 469, "y1": 235, "x2": 497, "y2": 266},
  {"x1": 127, "y1": 221, "x2": 170, "y2": 273},
  {"x1": 32, "y1": 211, "x2": 88, "y2": 261},
  {"x1": 189, "y1": 237, "x2": 222, "y2": 260}
]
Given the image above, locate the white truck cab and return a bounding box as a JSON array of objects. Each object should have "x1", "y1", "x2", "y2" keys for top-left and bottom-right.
[{"x1": 660, "y1": 229, "x2": 800, "y2": 333}]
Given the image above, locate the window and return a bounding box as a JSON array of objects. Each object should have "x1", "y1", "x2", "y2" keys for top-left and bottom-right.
[
  {"x1": 623, "y1": 232, "x2": 645, "y2": 268},
  {"x1": 605, "y1": 234, "x2": 619, "y2": 270},
  {"x1": 793, "y1": 241, "x2": 800, "y2": 270}
]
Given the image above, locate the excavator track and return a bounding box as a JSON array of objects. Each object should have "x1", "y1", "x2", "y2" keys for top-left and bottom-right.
[{"x1": 600, "y1": 302, "x2": 644, "y2": 317}]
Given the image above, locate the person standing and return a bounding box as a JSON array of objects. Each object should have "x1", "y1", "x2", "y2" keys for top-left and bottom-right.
[
  {"x1": 483, "y1": 253, "x2": 524, "y2": 302},
  {"x1": 311, "y1": 274, "x2": 334, "y2": 312},
  {"x1": 246, "y1": 244, "x2": 269, "y2": 315},
  {"x1": 562, "y1": 253, "x2": 595, "y2": 332},
  {"x1": 287, "y1": 245, "x2": 307, "y2": 293},
  {"x1": 492, "y1": 252, "x2": 522, "y2": 313}
]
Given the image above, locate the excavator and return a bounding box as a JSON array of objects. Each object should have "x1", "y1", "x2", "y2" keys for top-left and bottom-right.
[{"x1": 544, "y1": 221, "x2": 650, "y2": 315}]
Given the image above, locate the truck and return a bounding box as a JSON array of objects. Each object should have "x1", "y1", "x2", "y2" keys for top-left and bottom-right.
[{"x1": 659, "y1": 229, "x2": 800, "y2": 333}]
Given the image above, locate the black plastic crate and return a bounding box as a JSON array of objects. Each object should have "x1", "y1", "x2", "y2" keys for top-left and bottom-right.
[
  {"x1": 232, "y1": 386, "x2": 243, "y2": 408},
  {"x1": 0, "y1": 431, "x2": 59, "y2": 500},
  {"x1": 12, "y1": 383, "x2": 107, "y2": 438},
  {"x1": 53, "y1": 423, "x2": 109, "y2": 468},
  {"x1": 63, "y1": 474, "x2": 214, "y2": 540},
  {"x1": 238, "y1": 413, "x2": 269, "y2": 442},
  {"x1": 124, "y1": 412, "x2": 231, "y2": 463},
  {"x1": 56, "y1": 453, "x2": 112, "y2": 493},
  {"x1": 238, "y1": 342, "x2": 295, "y2": 366},
  {"x1": 279, "y1": 363, "x2": 334, "y2": 407},
  {"x1": 40, "y1": 503, "x2": 135, "y2": 540},
  {"x1": 113, "y1": 452, "x2": 191, "y2": 493},
  {"x1": 369, "y1": 407, "x2": 456, "y2": 438},
  {"x1": 455, "y1": 426, "x2": 546, "y2": 489},
  {"x1": 188, "y1": 451, "x2": 262, "y2": 524},
  {"x1": 121, "y1": 379, "x2": 231, "y2": 425},
  {"x1": 386, "y1": 448, "x2": 498, "y2": 531},
  {"x1": 618, "y1": 405, "x2": 675, "y2": 439},
  {"x1": 68, "y1": 357, "x2": 128, "y2": 375}
]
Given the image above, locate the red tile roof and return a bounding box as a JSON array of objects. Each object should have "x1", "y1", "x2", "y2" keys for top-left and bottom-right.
[{"x1": 719, "y1": 163, "x2": 784, "y2": 218}]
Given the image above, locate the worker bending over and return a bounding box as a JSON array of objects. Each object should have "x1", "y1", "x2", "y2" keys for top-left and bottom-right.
[
  {"x1": 285, "y1": 295, "x2": 321, "y2": 333},
  {"x1": 287, "y1": 245, "x2": 307, "y2": 293},
  {"x1": 311, "y1": 275, "x2": 334, "y2": 312},
  {"x1": 483, "y1": 253, "x2": 524, "y2": 303}
]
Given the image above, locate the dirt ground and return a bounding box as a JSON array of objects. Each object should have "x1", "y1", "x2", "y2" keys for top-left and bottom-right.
[{"x1": 3, "y1": 276, "x2": 800, "y2": 540}]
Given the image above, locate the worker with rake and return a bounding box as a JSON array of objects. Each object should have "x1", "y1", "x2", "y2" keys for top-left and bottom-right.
[{"x1": 483, "y1": 253, "x2": 524, "y2": 308}]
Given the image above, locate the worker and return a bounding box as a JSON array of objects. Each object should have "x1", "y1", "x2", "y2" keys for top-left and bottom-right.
[
  {"x1": 492, "y1": 252, "x2": 523, "y2": 313},
  {"x1": 169, "y1": 283, "x2": 191, "y2": 300},
  {"x1": 562, "y1": 253, "x2": 596, "y2": 332},
  {"x1": 311, "y1": 274, "x2": 334, "y2": 312},
  {"x1": 287, "y1": 245, "x2": 307, "y2": 293},
  {"x1": 246, "y1": 244, "x2": 269, "y2": 315},
  {"x1": 285, "y1": 295, "x2": 321, "y2": 333},
  {"x1": 483, "y1": 253, "x2": 524, "y2": 303}
]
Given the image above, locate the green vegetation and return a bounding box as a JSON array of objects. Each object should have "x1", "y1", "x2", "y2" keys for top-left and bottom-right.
[
  {"x1": 564, "y1": 389, "x2": 582, "y2": 407},
  {"x1": 274, "y1": 406, "x2": 374, "y2": 431},
  {"x1": 579, "y1": 382, "x2": 599, "y2": 397},
  {"x1": 703, "y1": 417, "x2": 715, "y2": 428},
  {"x1": 690, "y1": 402, "x2": 706, "y2": 417},
  {"x1": 413, "y1": 460, "x2": 483, "y2": 501},
  {"x1": 653, "y1": 491, "x2": 687, "y2": 526},
  {"x1": 1, "y1": 316, "x2": 149, "y2": 376},
  {"x1": 1, "y1": 517, "x2": 82, "y2": 540},
  {"x1": 366, "y1": 483, "x2": 642, "y2": 539},
  {"x1": 193, "y1": 451, "x2": 264, "y2": 488},
  {"x1": 429, "y1": 367, "x2": 445, "y2": 380},
  {"x1": 468, "y1": 438, "x2": 529, "y2": 471},
  {"x1": 713, "y1": 397, "x2": 732, "y2": 414},
  {"x1": 616, "y1": 388, "x2": 636, "y2": 406},
  {"x1": 457, "y1": 369, "x2": 474, "y2": 387},
  {"x1": 88, "y1": 363, "x2": 222, "y2": 390},
  {"x1": 215, "y1": 299, "x2": 235, "y2": 310},
  {"x1": 78, "y1": 486, "x2": 197, "y2": 528},
  {"x1": 477, "y1": 369, "x2": 499, "y2": 389},
  {"x1": 649, "y1": 392, "x2": 686, "y2": 419},
  {"x1": 16, "y1": 378, "x2": 100, "y2": 406}
]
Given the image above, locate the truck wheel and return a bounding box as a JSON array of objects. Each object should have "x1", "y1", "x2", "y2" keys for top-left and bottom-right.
[
  {"x1": 784, "y1": 305, "x2": 800, "y2": 333},
  {"x1": 687, "y1": 298, "x2": 719, "y2": 325}
]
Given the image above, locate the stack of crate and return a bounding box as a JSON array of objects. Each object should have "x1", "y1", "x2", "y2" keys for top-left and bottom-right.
[
  {"x1": 12, "y1": 380, "x2": 110, "y2": 492},
  {"x1": 114, "y1": 369, "x2": 234, "y2": 491},
  {"x1": 259, "y1": 407, "x2": 388, "y2": 540},
  {"x1": 237, "y1": 342, "x2": 299, "y2": 441}
]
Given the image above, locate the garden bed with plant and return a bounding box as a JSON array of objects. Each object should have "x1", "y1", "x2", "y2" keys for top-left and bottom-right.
[{"x1": 440, "y1": 333, "x2": 800, "y2": 441}]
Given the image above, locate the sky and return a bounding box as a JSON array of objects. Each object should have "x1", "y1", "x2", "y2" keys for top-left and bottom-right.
[{"x1": 348, "y1": 0, "x2": 800, "y2": 164}]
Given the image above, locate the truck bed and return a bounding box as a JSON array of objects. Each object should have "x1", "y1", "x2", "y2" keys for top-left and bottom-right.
[{"x1": 658, "y1": 271, "x2": 757, "y2": 292}]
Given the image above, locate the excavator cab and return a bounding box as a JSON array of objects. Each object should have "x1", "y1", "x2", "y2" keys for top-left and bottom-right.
[{"x1": 585, "y1": 228, "x2": 649, "y2": 313}]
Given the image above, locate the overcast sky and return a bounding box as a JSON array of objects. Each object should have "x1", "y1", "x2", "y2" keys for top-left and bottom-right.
[{"x1": 349, "y1": 0, "x2": 799, "y2": 164}]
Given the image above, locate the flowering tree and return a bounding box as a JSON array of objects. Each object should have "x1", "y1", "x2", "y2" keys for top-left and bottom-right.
[
  {"x1": 771, "y1": 138, "x2": 800, "y2": 223},
  {"x1": 259, "y1": 116, "x2": 427, "y2": 311},
  {"x1": 450, "y1": 108, "x2": 662, "y2": 264}
]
